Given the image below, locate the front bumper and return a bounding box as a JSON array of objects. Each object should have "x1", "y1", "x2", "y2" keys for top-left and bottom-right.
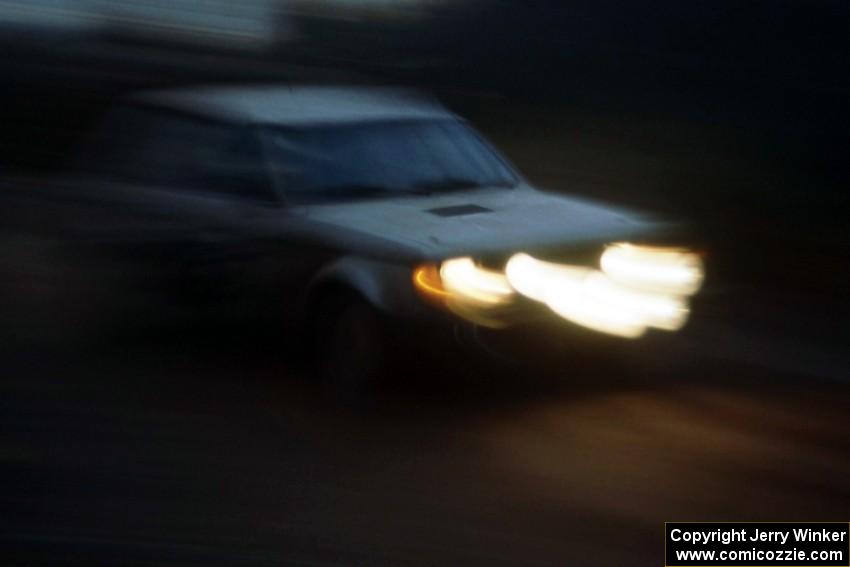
[{"x1": 386, "y1": 301, "x2": 631, "y2": 371}]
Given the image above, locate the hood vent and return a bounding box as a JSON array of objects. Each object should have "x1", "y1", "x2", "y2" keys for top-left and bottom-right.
[{"x1": 426, "y1": 204, "x2": 492, "y2": 217}]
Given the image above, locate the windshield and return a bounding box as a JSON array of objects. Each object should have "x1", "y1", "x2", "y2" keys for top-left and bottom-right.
[{"x1": 263, "y1": 119, "x2": 518, "y2": 203}]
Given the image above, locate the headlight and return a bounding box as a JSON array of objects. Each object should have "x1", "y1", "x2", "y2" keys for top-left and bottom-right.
[
  {"x1": 506, "y1": 246, "x2": 701, "y2": 339},
  {"x1": 439, "y1": 257, "x2": 514, "y2": 305},
  {"x1": 413, "y1": 257, "x2": 515, "y2": 328},
  {"x1": 413, "y1": 258, "x2": 514, "y2": 306},
  {"x1": 414, "y1": 244, "x2": 704, "y2": 338},
  {"x1": 600, "y1": 243, "x2": 704, "y2": 295}
]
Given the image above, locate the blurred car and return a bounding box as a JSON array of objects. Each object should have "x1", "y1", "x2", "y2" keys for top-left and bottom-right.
[{"x1": 24, "y1": 85, "x2": 704, "y2": 387}]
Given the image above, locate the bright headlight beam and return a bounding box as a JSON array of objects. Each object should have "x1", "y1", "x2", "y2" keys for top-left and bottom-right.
[
  {"x1": 506, "y1": 253, "x2": 648, "y2": 338},
  {"x1": 583, "y1": 271, "x2": 689, "y2": 331},
  {"x1": 600, "y1": 243, "x2": 704, "y2": 295},
  {"x1": 504, "y1": 252, "x2": 587, "y2": 303},
  {"x1": 429, "y1": 245, "x2": 702, "y2": 337},
  {"x1": 547, "y1": 286, "x2": 648, "y2": 338},
  {"x1": 506, "y1": 250, "x2": 699, "y2": 338},
  {"x1": 439, "y1": 257, "x2": 514, "y2": 305}
]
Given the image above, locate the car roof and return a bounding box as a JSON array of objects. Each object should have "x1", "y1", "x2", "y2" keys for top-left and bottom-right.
[{"x1": 130, "y1": 85, "x2": 455, "y2": 126}]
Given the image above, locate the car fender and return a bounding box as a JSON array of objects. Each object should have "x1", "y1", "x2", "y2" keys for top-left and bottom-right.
[{"x1": 306, "y1": 256, "x2": 417, "y2": 315}]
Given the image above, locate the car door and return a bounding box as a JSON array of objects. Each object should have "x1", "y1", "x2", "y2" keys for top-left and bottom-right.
[
  {"x1": 135, "y1": 113, "x2": 329, "y2": 327},
  {"x1": 67, "y1": 104, "x2": 290, "y2": 320},
  {"x1": 172, "y1": 121, "x2": 297, "y2": 319}
]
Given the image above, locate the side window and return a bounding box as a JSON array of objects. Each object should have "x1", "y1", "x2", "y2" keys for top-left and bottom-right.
[{"x1": 77, "y1": 105, "x2": 275, "y2": 203}]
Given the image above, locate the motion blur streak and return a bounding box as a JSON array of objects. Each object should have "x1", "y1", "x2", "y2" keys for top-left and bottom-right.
[
  {"x1": 546, "y1": 278, "x2": 648, "y2": 338},
  {"x1": 600, "y1": 243, "x2": 704, "y2": 295},
  {"x1": 503, "y1": 253, "x2": 587, "y2": 303},
  {"x1": 439, "y1": 257, "x2": 514, "y2": 305},
  {"x1": 412, "y1": 264, "x2": 451, "y2": 300},
  {"x1": 582, "y1": 271, "x2": 688, "y2": 331},
  {"x1": 505, "y1": 252, "x2": 694, "y2": 338}
]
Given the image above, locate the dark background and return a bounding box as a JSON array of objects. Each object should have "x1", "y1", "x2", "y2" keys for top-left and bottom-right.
[{"x1": 1, "y1": 1, "x2": 849, "y2": 565}]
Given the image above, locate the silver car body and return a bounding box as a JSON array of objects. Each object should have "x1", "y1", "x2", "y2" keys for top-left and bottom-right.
[{"x1": 56, "y1": 85, "x2": 690, "y2": 336}]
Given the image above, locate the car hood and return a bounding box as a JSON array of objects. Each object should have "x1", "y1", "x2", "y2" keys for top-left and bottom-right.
[{"x1": 296, "y1": 185, "x2": 669, "y2": 260}]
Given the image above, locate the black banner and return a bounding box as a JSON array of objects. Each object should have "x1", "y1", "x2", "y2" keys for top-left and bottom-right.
[{"x1": 665, "y1": 523, "x2": 849, "y2": 566}]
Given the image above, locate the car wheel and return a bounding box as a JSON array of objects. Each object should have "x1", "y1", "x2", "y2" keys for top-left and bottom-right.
[{"x1": 314, "y1": 292, "x2": 389, "y2": 398}]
